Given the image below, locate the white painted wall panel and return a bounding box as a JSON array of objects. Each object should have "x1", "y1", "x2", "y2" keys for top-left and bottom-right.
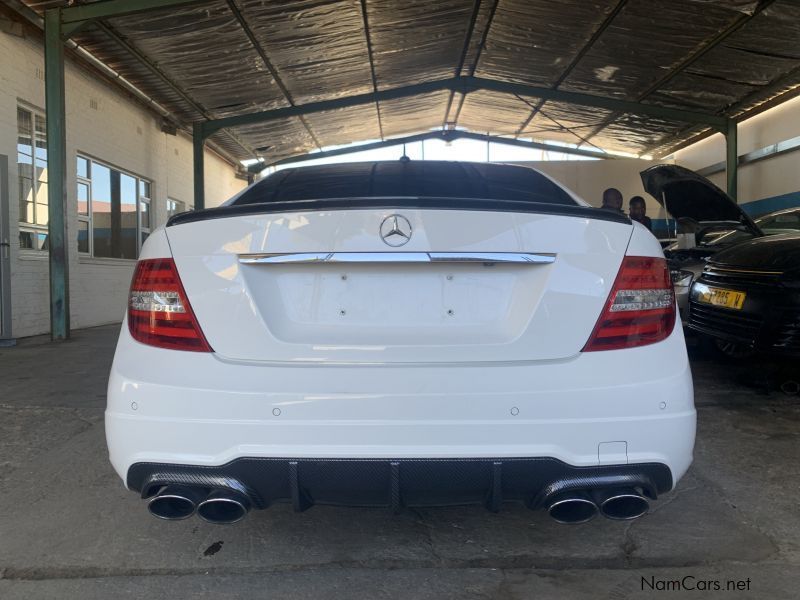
[{"x1": 0, "y1": 29, "x2": 246, "y2": 337}]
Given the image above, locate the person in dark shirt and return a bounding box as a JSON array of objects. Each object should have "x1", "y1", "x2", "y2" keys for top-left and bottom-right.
[
  {"x1": 600, "y1": 188, "x2": 624, "y2": 213},
  {"x1": 629, "y1": 195, "x2": 653, "y2": 231}
]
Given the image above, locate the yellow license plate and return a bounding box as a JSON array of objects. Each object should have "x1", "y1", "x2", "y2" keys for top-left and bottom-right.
[{"x1": 697, "y1": 286, "x2": 746, "y2": 310}]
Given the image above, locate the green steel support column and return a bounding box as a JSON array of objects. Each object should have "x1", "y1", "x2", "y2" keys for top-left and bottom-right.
[
  {"x1": 193, "y1": 123, "x2": 206, "y2": 210},
  {"x1": 725, "y1": 120, "x2": 738, "y2": 201},
  {"x1": 44, "y1": 9, "x2": 70, "y2": 340}
]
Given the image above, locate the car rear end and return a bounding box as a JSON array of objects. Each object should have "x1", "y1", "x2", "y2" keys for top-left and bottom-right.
[{"x1": 106, "y1": 161, "x2": 695, "y2": 525}]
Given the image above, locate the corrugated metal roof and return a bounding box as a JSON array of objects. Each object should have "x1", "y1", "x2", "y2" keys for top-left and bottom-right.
[{"x1": 8, "y1": 0, "x2": 800, "y2": 163}]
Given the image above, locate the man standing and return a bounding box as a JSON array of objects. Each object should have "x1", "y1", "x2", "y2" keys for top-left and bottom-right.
[
  {"x1": 629, "y1": 195, "x2": 653, "y2": 231},
  {"x1": 600, "y1": 188, "x2": 624, "y2": 213}
]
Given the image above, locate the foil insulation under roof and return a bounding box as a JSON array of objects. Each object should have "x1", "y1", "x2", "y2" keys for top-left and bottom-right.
[{"x1": 9, "y1": 0, "x2": 800, "y2": 163}]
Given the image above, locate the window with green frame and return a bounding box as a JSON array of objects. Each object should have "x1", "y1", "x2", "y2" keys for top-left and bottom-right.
[
  {"x1": 17, "y1": 106, "x2": 48, "y2": 251},
  {"x1": 76, "y1": 155, "x2": 153, "y2": 259}
]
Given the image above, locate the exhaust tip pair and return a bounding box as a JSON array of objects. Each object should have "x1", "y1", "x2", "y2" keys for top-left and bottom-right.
[
  {"x1": 546, "y1": 487, "x2": 649, "y2": 524},
  {"x1": 147, "y1": 485, "x2": 250, "y2": 524}
]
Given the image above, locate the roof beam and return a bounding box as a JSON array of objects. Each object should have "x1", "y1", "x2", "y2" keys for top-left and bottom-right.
[
  {"x1": 448, "y1": 130, "x2": 612, "y2": 159},
  {"x1": 0, "y1": 1, "x2": 245, "y2": 166},
  {"x1": 726, "y1": 63, "x2": 800, "y2": 121},
  {"x1": 60, "y1": 0, "x2": 203, "y2": 25},
  {"x1": 644, "y1": 49, "x2": 800, "y2": 157},
  {"x1": 260, "y1": 132, "x2": 435, "y2": 170},
  {"x1": 1, "y1": 0, "x2": 41, "y2": 28},
  {"x1": 639, "y1": 0, "x2": 777, "y2": 102},
  {"x1": 256, "y1": 129, "x2": 613, "y2": 171},
  {"x1": 201, "y1": 75, "x2": 727, "y2": 137},
  {"x1": 522, "y1": 103, "x2": 607, "y2": 151},
  {"x1": 225, "y1": 0, "x2": 323, "y2": 151},
  {"x1": 581, "y1": 0, "x2": 776, "y2": 145},
  {"x1": 449, "y1": 0, "x2": 499, "y2": 129},
  {"x1": 94, "y1": 20, "x2": 258, "y2": 159},
  {"x1": 514, "y1": 0, "x2": 629, "y2": 138},
  {"x1": 441, "y1": 0, "x2": 483, "y2": 129},
  {"x1": 203, "y1": 79, "x2": 457, "y2": 135},
  {"x1": 359, "y1": 0, "x2": 385, "y2": 141}
]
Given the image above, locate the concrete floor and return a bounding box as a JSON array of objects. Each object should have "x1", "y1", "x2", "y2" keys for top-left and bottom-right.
[{"x1": 0, "y1": 325, "x2": 798, "y2": 599}]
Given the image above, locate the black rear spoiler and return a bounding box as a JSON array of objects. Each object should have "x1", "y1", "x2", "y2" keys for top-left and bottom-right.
[{"x1": 167, "y1": 197, "x2": 631, "y2": 227}]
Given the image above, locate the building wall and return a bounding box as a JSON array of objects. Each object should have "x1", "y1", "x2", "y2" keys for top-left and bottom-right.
[
  {"x1": 523, "y1": 96, "x2": 800, "y2": 229},
  {"x1": 517, "y1": 158, "x2": 665, "y2": 216},
  {"x1": 0, "y1": 28, "x2": 246, "y2": 338},
  {"x1": 671, "y1": 94, "x2": 800, "y2": 215}
]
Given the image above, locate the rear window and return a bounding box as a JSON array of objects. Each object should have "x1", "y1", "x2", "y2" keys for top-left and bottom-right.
[{"x1": 231, "y1": 161, "x2": 576, "y2": 207}]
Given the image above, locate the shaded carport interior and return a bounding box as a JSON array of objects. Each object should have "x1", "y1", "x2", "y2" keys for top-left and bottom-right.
[{"x1": 4, "y1": 0, "x2": 800, "y2": 340}]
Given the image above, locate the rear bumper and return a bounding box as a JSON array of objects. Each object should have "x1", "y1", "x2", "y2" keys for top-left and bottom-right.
[
  {"x1": 107, "y1": 324, "x2": 695, "y2": 493},
  {"x1": 128, "y1": 457, "x2": 672, "y2": 511}
]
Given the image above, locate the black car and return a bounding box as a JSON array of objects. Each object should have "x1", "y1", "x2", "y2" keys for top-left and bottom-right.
[{"x1": 688, "y1": 233, "x2": 800, "y2": 357}]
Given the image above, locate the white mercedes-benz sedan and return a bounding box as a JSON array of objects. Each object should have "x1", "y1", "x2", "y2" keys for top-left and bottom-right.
[{"x1": 106, "y1": 160, "x2": 695, "y2": 525}]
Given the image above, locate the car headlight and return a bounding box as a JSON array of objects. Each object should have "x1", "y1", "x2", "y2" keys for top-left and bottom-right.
[{"x1": 670, "y1": 269, "x2": 694, "y2": 287}]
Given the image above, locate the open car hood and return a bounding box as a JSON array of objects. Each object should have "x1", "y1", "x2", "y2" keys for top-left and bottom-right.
[{"x1": 640, "y1": 165, "x2": 763, "y2": 236}]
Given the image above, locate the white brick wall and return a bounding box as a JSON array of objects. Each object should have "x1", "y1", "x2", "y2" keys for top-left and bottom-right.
[{"x1": 0, "y1": 27, "x2": 246, "y2": 338}]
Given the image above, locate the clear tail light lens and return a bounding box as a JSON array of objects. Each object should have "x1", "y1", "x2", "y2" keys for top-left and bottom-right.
[
  {"x1": 583, "y1": 256, "x2": 675, "y2": 352},
  {"x1": 128, "y1": 258, "x2": 212, "y2": 352}
]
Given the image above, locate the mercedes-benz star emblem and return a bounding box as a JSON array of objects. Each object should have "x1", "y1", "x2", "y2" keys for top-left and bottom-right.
[{"x1": 379, "y1": 214, "x2": 412, "y2": 247}]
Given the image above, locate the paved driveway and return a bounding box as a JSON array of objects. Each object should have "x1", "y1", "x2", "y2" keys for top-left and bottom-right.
[{"x1": 1, "y1": 326, "x2": 798, "y2": 598}]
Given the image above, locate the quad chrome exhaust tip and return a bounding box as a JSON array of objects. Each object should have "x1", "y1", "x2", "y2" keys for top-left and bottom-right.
[
  {"x1": 592, "y1": 487, "x2": 650, "y2": 520},
  {"x1": 196, "y1": 489, "x2": 251, "y2": 525},
  {"x1": 147, "y1": 485, "x2": 206, "y2": 520},
  {"x1": 546, "y1": 491, "x2": 599, "y2": 524},
  {"x1": 545, "y1": 486, "x2": 650, "y2": 523}
]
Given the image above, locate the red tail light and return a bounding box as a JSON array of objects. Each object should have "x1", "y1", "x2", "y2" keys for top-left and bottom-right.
[
  {"x1": 583, "y1": 256, "x2": 675, "y2": 352},
  {"x1": 128, "y1": 258, "x2": 212, "y2": 352}
]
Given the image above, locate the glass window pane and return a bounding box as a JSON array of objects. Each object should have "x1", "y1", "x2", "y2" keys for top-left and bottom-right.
[
  {"x1": 19, "y1": 230, "x2": 47, "y2": 250},
  {"x1": 17, "y1": 108, "x2": 34, "y2": 224},
  {"x1": 19, "y1": 112, "x2": 48, "y2": 226},
  {"x1": 36, "y1": 201, "x2": 49, "y2": 226},
  {"x1": 120, "y1": 174, "x2": 138, "y2": 259},
  {"x1": 34, "y1": 164, "x2": 48, "y2": 227},
  {"x1": 17, "y1": 108, "x2": 33, "y2": 161},
  {"x1": 17, "y1": 107, "x2": 32, "y2": 137},
  {"x1": 35, "y1": 160, "x2": 47, "y2": 184},
  {"x1": 77, "y1": 221, "x2": 89, "y2": 253},
  {"x1": 18, "y1": 178, "x2": 33, "y2": 223},
  {"x1": 34, "y1": 113, "x2": 46, "y2": 135},
  {"x1": 140, "y1": 199, "x2": 150, "y2": 229},
  {"x1": 17, "y1": 142, "x2": 32, "y2": 164},
  {"x1": 91, "y1": 164, "x2": 112, "y2": 258},
  {"x1": 77, "y1": 156, "x2": 89, "y2": 179},
  {"x1": 34, "y1": 114, "x2": 48, "y2": 219},
  {"x1": 19, "y1": 229, "x2": 34, "y2": 250},
  {"x1": 17, "y1": 158, "x2": 33, "y2": 179},
  {"x1": 77, "y1": 182, "x2": 89, "y2": 216},
  {"x1": 34, "y1": 114, "x2": 47, "y2": 168},
  {"x1": 86, "y1": 160, "x2": 149, "y2": 260}
]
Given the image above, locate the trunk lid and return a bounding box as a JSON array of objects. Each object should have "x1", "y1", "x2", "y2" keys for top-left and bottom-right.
[{"x1": 165, "y1": 207, "x2": 633, "y2": 364}]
